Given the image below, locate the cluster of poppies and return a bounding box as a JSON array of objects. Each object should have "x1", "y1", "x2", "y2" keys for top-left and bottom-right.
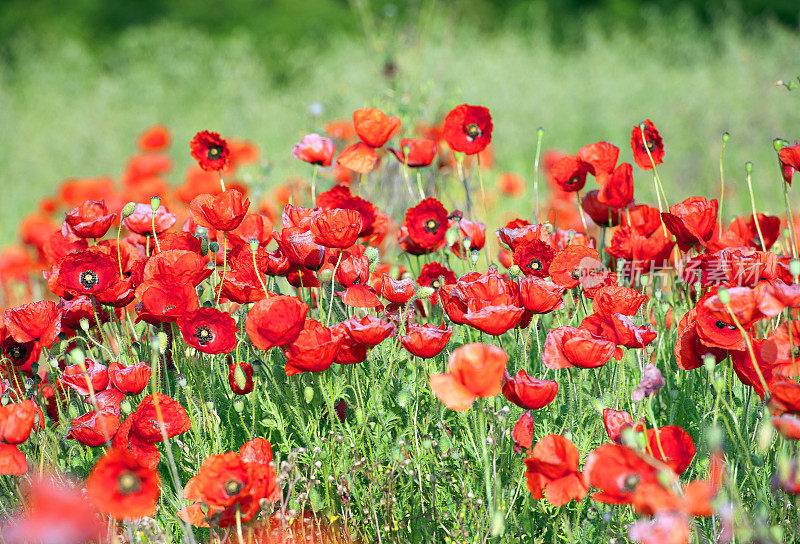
[{"x1": 0, "y1": 100, "x2": 798, "y2": 544}]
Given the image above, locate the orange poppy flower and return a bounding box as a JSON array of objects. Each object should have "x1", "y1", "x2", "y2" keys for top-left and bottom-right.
[
  {"x1": 524, "y1": 434, "x2": 588, "y2": 506},
  {"x1": 336, "y1": 142, "x2": 378, "y2": 174},
  {"x1": 87, "y1": 447, "x2": 161, "y2": 520},
  {"x1": 429, "y1": 343, "x2": 507, "y2": 411},
  {"x1": 353, "y1": 107, "x2": 401, "y2": 148}
]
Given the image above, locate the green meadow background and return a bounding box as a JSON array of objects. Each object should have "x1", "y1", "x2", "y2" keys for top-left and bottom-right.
[{"x1": 1, "y1": 0, "x2": 799, "y2": 243}]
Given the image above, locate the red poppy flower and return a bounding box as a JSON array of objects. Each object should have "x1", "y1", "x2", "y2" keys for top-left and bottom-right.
[
  {"x1": 778, "y1": 144, "x2": 800, "y2": 185},
  {"x1": 622, "y1": 204, "x2": 662, "y2": 236},
  {"x1": 390, "y1": 138, "x2": 438, "y2": 167},
  {"x1": 631, "y1": 119, "x2": 664, "y2": 170},
  {"x1": 450, "y1": 218, "x2": 487, "y2": 258},
  {"x1": 137, "y1": 124, "x2": 170, "y2": 151},
  {"x1": 405, "y1": 198, "x2": 449, "y2": 249},
  {"x1": 0, "y1": 400, "x2": 37, "y2": 445},
  {"x1": 577, "y1": 141, "x2": 619, "y2": 177},
  {"x1": 309, "y1": 208, "x2": 363, "y2": 248},
  {"x1": 108, "y1": 362, "x2": 151, "y2": 395},
  {"x1": 598, "y1": 162, "x2": 634, "y2": 208},
  {"x1": 693, "y1": 293, "x2": 751, "y2": 352},
  {"x1": 68, "y1": 410, "x2": 120, "y2": 447},
  {"x1": 644, "y1": 425, "x2": 695, "y2": 475},
  {"x1": 661, "y1": 196, "x2": 718, "y2": 251},
  {"x1": 718, "y1": 213, "x2": 781, "y2": 251},
  {"x1": 582, "y1": 190, "x2": 621, "y2": 227},
  {"x1": 228, "y1": 361, "x2": 255, "y2": 394},
  {"x1": 442, "y1": 104, "x2": 493, "y2": 155},
  {"x1": 584, "y1": 443, "x2": 662, "y2": 504},
  {"x1": 518, "y1": 277, "x2": 565, "y2": 314},
  {"x1": 123, "y1": 203, "x2": 177, "y2": 236},
  {"x1": 0, "y1": 443, "x2": 27, "y2": 475},
  {"x1": 417, "y1": 261, "x2": 457, "y2": 304},
  {"x1": 130, "y1": 393, "x2": 192, "y2": 444},
  {"x1": 338, "y1": 284, "x2": 384, "y2": 309},
  {"x1": 543, "y1": 326, "x2": 617, "y2": 369},
  {"x1": 502, "y1": 369, "x2": 558, "y2": 409},
  {"x1": 380, "y1": 274, "x2": 415, "y2": 304},
  {"x1": 112, "y1": 416, "x2": 161, "y2": 469},
  {"x1": 333, "y1": 245, "x2": 370, "y2": 286},
  {"x1": 429, "y1": 343, "x2": 507, "y2": 411},
  {"x1": 512, "y1": 411, "x2": 535, "y2": 452},
  {"x1": 772, "y1": 413, "x2": 800, "y2": 440},
  {"x1": 673, "y1": 309, "x2": 726, "y2": 370},
  {"x1": 329, "y1": 323, "x2": 368, "y2": 365},
  {"x1": 1, "y1": 335, "x2": 40, "y2": 373},
  {"x1": 61, "y1": 358, "x2": 109, "y2": 396},
  {"x1": 190, "y1": 130, "x2": 230, "y2": 171},
  {"x1": 62, "y1": 200, "x2": 116, "y2": 239},
  {"x1": 178, "y1": 308, "x2": 237, "y2": 354},
  {"x1": 495, "y1": 220, "x2": 548, "y2": 251},
  {"x1": 498, "y1": 172, "x2": 525, "y2": 196},
  {"x1": 245, "y1": 295, "x2": 309, "y2": 350},
  {"x1": 87, "y1": 448, "x2": 160, "y2": 520},
  {"x1": 513, "y1": 240, "x2": 556, "y2": 277},
  {"x1": 316, "y1": 185, "x2": 378, "y2": 237},
  {"x1": 342, "y1": 315, "x2": 395, "y2": 347},
  {"x1": 549, "y1": 245, "x2": 603, "y2": 289},
  {"x1": 439, "y1": 270, "x2": 523, "y2": 330},
  {"x1": 292, "y1": 133, "x2": 336, "y2": 167},
  {"x1": 336, "y1": 142, "x2": 378, "y2": 174},
  {"x1": 400, "y1": 323, "x2": 452, "y2": 358},
  {"x1": 282, "y1": 318, "x2": 342, "y2": 376},
  {"x1": 4, "y1": 301, "x2": 61, "y2": 348},
  {"x1": 57, "y1": 247, "x2": 120, "y2": 296},
  {"x1": 550, "y1": 155, "x2": 589, "y2": 192},
  {"x1": 353, "y1": 107, "x2": 401, "y2": 148},
  {"x1": 592, "y1": 285, "x2": 648, "y2": 316},
  {"x1": 226, "y1": 213, "x2": 273, "y2": 247},
  {"x1": 189, "y1": 189, "x2": 250, "y2": 232},
  {"x1": 603, "y1": 408, "x2": 635, "y2": 443},
  {"x1": 762, "y1": 319, "x2": 800, "y2": 377},
  {"x1": 580, "y1": 312, "x2": 657, "y2": 349},
  {"x1": 606, "y1": 226, "x2": 675, "y2": 278},
  {"x1": 524, "y1": 434, "x2": 588, "y2": 506},
  {"x1": 274, "y1": 229, "x2": 326, "y2": 270},
  {"x1": 135, "y1": 277, "x2": 199, "y2": 324}
]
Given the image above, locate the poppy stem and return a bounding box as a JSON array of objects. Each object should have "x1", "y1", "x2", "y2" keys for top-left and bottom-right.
[
  {"x1": 215, "y1": 233, "x2": 228, "y2": 307},
  {"x1": 745, "y1": 162, "x2": 766, "y2": 252},
  {"x1": 575, "y1": 191, "x2": 589, "y2": 234},
  {"x1": 326, "y1": 252, "x2": 343, "y2": 326},
  {"x1": 476, "y1": 398, "x2": 495, "y2": 518},
  {"x1": 532, "y1": 127, "x2": 544, "y2": 224},
  {"x1": 783, "y1": 179, "x2": 798, "y2": 259},
  {"x1": 218, "y1": 171, "x2": 226, "y2": 193},
  {"x1": 415, "y1": 170, "x2": 426, "y2": 201},
  {"x1": 456, "y1": 154, "x2": 473, "y2": 218},
  {"x1": 718, "y1": 132, "x2": 729, "y2": 232},
  {"x1": 311, "y1": 165, "x2": 318, "y2": 203},
  {"x1": 476, "y1": 154, "x2": 493, "y2": 268},
  {"x1": 150, "y1": 215, "x2": 161, "y2": 254}
]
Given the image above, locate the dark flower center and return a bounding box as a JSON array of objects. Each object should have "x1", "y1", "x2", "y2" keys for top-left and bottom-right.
[
  {"x1": 207, "y1": 146, "x2": 222, "y2": 160},
  {"x1": 571, "y1": 268, "x2": 582, "y2": 280},
  {"x1": 431, "y1": 279, "x2": 441, "y2": 289},
  {"x1": 791, "y1": 346, "x2": 800, "y2": 358},
  {"x1": 8, "y1": 345, "x2": 26, "y2": 361},
  {"x1": 645, "y1": 139, "x2": 657, "y2": 152},
  {"x1": 424, "y1": 219, "x2": 440, "y2": 233},
  {"x1": 714, "y1": 320, "x2": 735, "y2": 331},
  {"x1": 194, "y1": 325, "x2": 215, "y2": 346},
  {"x1": 225, "y1": 479, "x2": 243, "y2": 496},
  {"x1": 528, "y1": 258, "x2": 543, "y2": 271},
  {"x1": 79, "y1": 270, "x2": 99, "y2": 290},
  {"x1": 622, "y1": 473, "x2": 640, "y2": 492},
  {"x1": 465, "y1": 123, "x2": 482, "y2": 140},
  {"x1": 117, "y1": 471, "x2": 142, "y2": 495},
  {"x1": 567, "y1": 176, "x2": 581, "y2": 186}
]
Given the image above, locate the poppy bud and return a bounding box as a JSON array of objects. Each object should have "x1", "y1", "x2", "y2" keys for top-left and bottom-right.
[
  {"x1": 196, "y1": 226, "x2": 208, "y2": 237},
  {"x1": 233, "y1": 398, "x2": 245, "y2": 412},
  {"x1": 722, "y1": 132, "x2": 729, "y2": 143},
  {"x1": 490, "y1": 510, "x2": 506, "y2": 537},
  {"x1": 790, "y1": 259, "x2": 800, "y2": 278},
  {"x1": 396, "y1": 390, "x2": 410, "y2": 408},
  {"x1": 121, "y1": 201, "x2": 137, "y2": 219},
  {"x1": 200, "y1": 238, "x2": 209, "y2": 256},
  {"x1": 777, "y1": 449, "x2": 792, "y2": 481},
  {"x1": 656, "y1": 470, "x2": 674, "y2": 488},
  {"x1": 209, "y1": 241, "x2": 220, "y2": 253},
  {"x1": 507, "y1": 264, "x2": 522, "y2": 278},
  {"x1": 445, "y1": 227, "x2": 459, "y2": 246},
  {"x1": 0, "y1": 394, "x2": 8, "y2": 406},
  {"x1": 120, "y1": 398, "x2": 132, "y2": 414},
  {"x1": 415, "y1": 286, "x2": 435, "y2": 300},
  {"x1": 635, "y1": 430, "x2": 647, "y2": 450},
  {"x1": 365, "y1": 246, "x2": 379, "y2": 264},
  {"x1": 234, "y1": 365, "x2": 247, "y2": 389},
  {"x1": 304, "y1": 386, "x2": 314, "y2": 403},
  {"x1": 745, "y1": 161, "x2": 753, "y2": 174},
  {"x1": 758, "y1": 419, "x2": 775, "y2": 452},
  {"x1": 68, "y1": 401, "x2": 80, "y2": 419},
  {"x1": 69, "y1": 348, "x2": 86, "y2": 368},
  {"x1": 200, "y1": 502, "x2": 210, "y2": 515},
  {"x1": 774, "y1": 138, "x2": 790, "y2": 152},
  {"x1": 706, "y1": 424, "x2": 724, "y2": 451},
  {"x1": 158, "y1": 331, "x2": 169, "y2": 354},
  {"x1": 134, "y1": 321, "x2": 147, "y2": 338},
  {"x1": 49, "y1": 358, "x2": 59, "y2": 369},
  {"x1": 470, "y1": 250, "x2": 480, "y2": 264},
  {"x1": 318, "y1": 269, "x2": 333, "y2": 284},
  {"x1": 702, "y1": 355, "x2": 716, "y2": 371},
  {"x1": 79, "y1": 318, "x2": 90, "y2": 332},
  {"x1": 150, "y1": 196, "x2": 161, "y2": 212},
  {"x1": 717, "y1": 287, "x2": 731, "y2": 305}
]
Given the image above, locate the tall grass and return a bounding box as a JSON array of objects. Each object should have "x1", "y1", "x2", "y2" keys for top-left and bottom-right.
[{"x1": 0, "y1": 11, "x2": 798, "y2": 242}]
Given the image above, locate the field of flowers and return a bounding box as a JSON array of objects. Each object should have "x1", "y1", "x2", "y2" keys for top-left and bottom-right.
[{"x1": 1, "y1": 75, "x2": 800, "y2": 543}]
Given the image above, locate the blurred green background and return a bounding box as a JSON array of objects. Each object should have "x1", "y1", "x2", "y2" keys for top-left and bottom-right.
[{"x1": 0, "y1": 0, "x2": 799, "y2": 243}]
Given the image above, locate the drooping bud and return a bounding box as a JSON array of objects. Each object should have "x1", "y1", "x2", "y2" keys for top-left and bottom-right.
[
  {"x1": 415, "y1": 286, "x2": 435, "y2": 300},
  {"x1": 717, "y1": 287, "x2": 731, "y2": 305},
  {"x1": 745, "y1": 161, "x2": 753, "y2": 174},
  {"x1": 233, "y1": 398, "x2": 245, "y2": 413},
  {"x1": 79, "y1": 318, "x2": 90, "y2": 332},
  {"x1": 774, "y1": 138, "x2": 789, "y2": 152},
  {"x1": 69, "y1": 348, "x2": 86, "y2": 368},
  {"x1": 722, "y1": 132, "x2": 730, "y2": 144}
]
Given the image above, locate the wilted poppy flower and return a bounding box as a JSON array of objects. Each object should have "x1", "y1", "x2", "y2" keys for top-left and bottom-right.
[
  {"x1": 87, "y1": 447, "x2": 160, "y2": 520},
  {"x1": 631, "y1": 119, "x2": 664, "y2": 170},
  {"x1": 603, "y1": 409, "x2": 635, "y2": 443},
  {"x1": 123, "y1": 203, "x2": 177, "y2": 236},
  {"x1": 190, "y1": 130, "x2": 230, "y2": 171},
  {"x1": 336, "y1": 142, "x2": 378, "y2": 174},
  {"x1": 4, "y1": 300, "x2": 61, "y2": 348},
  {"x1": 353, "y1": 107, "x2": 401, "y2": 148},
  {"x1": 63, "y1": 200, "x2": 116, "y2": 240},
  {"x1": 644, "y1": 425, "x2": 695, "y2": 475},
  {"x1": 380, "y1": 274, "x2": 415, "y2": 304},
  {"x1": 429, "y1": 343, "x2": 507, "y2": 411},
  {"x1": 229, "y1": 361, "x2": 255, "y2": 394},
  {"x1": 512, "y1": 411, "x2": 535, "y2": 452},
  {"x1": 543, "y1": 326, "x2": 617, "y2": 369},
  {"x1": 309, "y1": 208, "x2": 363, "y2": 248},
  {"x1": 405, "y1": 198, "x2": 448, "y2": 249},
  {"x1": 513, "y1": 240, "x2": 556, "y2": 277},
  {"x1": 292, "y1": 133, "x2": 336, "y2": 167},
  {"x1": 519, "y1": 277, "x2": 565, "y2": 314},
  {"x1": 189, "y1": 189, "x2": 250, "y2": 231},
  {"x1": 661, "y1": 196, "x2": 718, "y2": 251},
  {"x1": 628, "y1": 512, "x2": 690, "y2": 544},
  {"x1": 400, "y1": 323, "x2": 452, "y2": 358},
  {"x1": 524, "y1": 434, "x2": 588, "y2": 506},
  {"x1": 178, "y1": 308, "x2": 237, "y2": 354},
  {"x1": 245, "y1": 295, "x2": 309, "y2": 350},
  {"x1": 550, "y1": 155, "x2": 589, "y2": 192},
  {"x1": 108, "y1": 362, "x2": 151, "y2": 395},
  {"x1": 282, "y1": 318, "x2": 342, "y2": 376},
  {"x1": 779, "y1": 144, "x2": 800, "y2": 185},
  {"x1": 502, "y1": 369, "x2": 558, "y2": 409},
  {"x1": 631, "y1": 363, "x2": 666, "y2": 402},
  {"x1": 443, "y1": 104, "x2": 493, "y2": 155},
  {"x1": 391, "y1": 138, "x2": 438, "y2": 167}
]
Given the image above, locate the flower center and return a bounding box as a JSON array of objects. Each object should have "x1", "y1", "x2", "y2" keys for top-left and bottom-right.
[
  {"x1": 528, "y1": 258, "x2": 543, "y2": 271},
  {"x1": 431, "y1": 279, "x2": 441, "y2": 289},
  {"x1": 645, "y1": 139, "x2": 657, "y2": 152},
  {"x1": 424, "y1": 219, "x2": 439, "y2": 233},
  {"x1": 622, "y1": 473, "x2": 640, "y2": 492},
  {"x1": 567, "y1": 176, "x2": 581, "y2": 186},
  {"x1": 194, "y1": 325, "x2": 215, "y2": 346},
  {"x1": 225, "y1": 479, "x2": 243, "y2": 496},
  {"x1": 79, "y1": 270, "x2": 99, "y2": 290},
  {"x1": 207, "y1": 146, "x2": 222, "y2": 160},
  {"x1": 117, "y1": 471, "x2": 142, "y2": 495},
  {"x1": 465, "y1": 123, "x2": 482, "y2": 140},
  {"x1": 8, "y1": 345, "x2": 26, "y2": 361},
  {"x1": 791, "y1": 346, "x2": 800, "y2": 358},
  {"x1": 571, "y1": 268, "x2": 582, "y2": 280}
]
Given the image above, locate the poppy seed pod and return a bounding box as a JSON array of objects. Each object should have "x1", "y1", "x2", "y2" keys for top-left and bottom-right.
[{"x1": 150, "y1": 196, "x2": 161, "y2": 213}]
